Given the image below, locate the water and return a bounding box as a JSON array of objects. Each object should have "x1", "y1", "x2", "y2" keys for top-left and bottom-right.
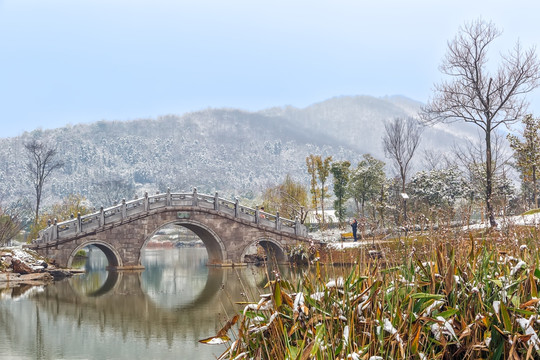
[{"x1": 0, "y1": 248, "x2": 286, "y2": 360}]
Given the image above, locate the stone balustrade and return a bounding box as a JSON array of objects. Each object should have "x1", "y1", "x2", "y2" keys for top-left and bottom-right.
[{"x1": 34, "y1": 188, "x2": 307, "y2": 244}]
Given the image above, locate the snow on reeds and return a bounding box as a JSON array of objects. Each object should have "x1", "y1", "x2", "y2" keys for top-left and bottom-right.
[{"x1": 205, "y1": 227, "x2": 540, "y2": 359}]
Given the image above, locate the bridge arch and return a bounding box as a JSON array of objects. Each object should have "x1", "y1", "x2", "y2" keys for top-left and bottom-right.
[
  {"x1": 140, "y1": 220, "x2": 227, "y2": 266},
  {"x1": 240, "y1": 237, "x2": 289, "y2": 264},
  {"x1": 67, "y1": 240, "x2": 124, "y2": 269}
]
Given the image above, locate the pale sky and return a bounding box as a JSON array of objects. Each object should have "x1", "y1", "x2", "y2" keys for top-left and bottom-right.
[{"x1": 1, "y1": 0, "x2": 540, "y2": 138}]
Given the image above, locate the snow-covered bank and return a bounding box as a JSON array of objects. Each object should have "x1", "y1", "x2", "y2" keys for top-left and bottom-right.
[
  {"x1": 309, "y1": 228, "x2": 375, "y2": 249},
  {"x1": 0, "y1": 246, "x2": 77, "y2": 288},
  {"x1": 464, "y1": 212, "x2": 540, "y2": 230},
  {"x1": 310, "y1": 212, "x2": 540, "y2": 246}
]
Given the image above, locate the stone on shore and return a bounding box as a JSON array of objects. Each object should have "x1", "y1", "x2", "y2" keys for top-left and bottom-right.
[
  {"x1": 1, "y1": 246, "x2": 76, "y2": 285},
  {"x1": 12, "y1": 258, "x2": 35, "y2": 274}
]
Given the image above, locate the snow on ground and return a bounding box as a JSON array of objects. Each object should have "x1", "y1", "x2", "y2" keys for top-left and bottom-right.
[
  {"x1": 1, "y1": 246, "x2": 47, "y2": 272},
  {"x1": 310, "y1": 212, "x2": 540, "y2": 249},
  {"x1": 10, "y1": 247, "x2": 39, "y2": 263},
  {"x1": 464, "y1": 212, "x2": 540, "y2": 230},
  {"x1": 326, "y1": 240, "x2": 380, "y2": 250},
  {"x1": 309, "y1": 228, "x2": 371, "y2": 249},
  {"x1": 309, "y1": 228, "x2": 343, "y2": 243}
]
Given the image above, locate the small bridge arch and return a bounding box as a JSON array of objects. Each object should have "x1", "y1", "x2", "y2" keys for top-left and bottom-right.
[
  {"x1": 67, "y1": 240, "x2": 124, "y2": 269},
  {"x1": 241, "y1": 237, "x2": 289, "y2": 264}
]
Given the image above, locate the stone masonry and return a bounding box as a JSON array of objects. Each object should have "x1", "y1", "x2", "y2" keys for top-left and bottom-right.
[{"x1": 32, "y1": 206, "x2": 313, "y2": 269}]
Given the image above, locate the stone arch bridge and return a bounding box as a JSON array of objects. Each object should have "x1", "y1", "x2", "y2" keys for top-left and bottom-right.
[{"x1": 29, "y1": 189, "x2": 315, "y2": 269}]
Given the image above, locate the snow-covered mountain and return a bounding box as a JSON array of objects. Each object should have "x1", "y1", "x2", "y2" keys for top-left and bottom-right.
[{"x1": 0, "y1": 95, "x2": 472, "y2": 208}]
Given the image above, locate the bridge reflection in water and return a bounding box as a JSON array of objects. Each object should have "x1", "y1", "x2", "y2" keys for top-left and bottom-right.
[{"x1": 0, "y1": 248, "x2": 302, "y2": 360}]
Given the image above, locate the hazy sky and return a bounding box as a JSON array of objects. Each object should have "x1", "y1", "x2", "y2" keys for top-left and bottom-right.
[{"x1": 1, "y1": 0, "x2": 540, "y2": 137}]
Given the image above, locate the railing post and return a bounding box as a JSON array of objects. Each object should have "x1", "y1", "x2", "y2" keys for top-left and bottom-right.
[
  {"x1": 77, "y1": 212, "x2": 82, "y2": 234},
  {"x1": 100, "y1": 206, "x2": 105, "y2": 228},
  {"x1": 166, "y1": 188, "x2": 171, "y2": 206},
  {"x1": 122, "y1": 199, "x2": 126, "y2": 219},
  {"x1": 214, "y1": 192, "x2": 219, "y2": 211},
  {"x1": 275, "y1": 211, "x2": 280, "y2": 230},
  {"x1": 52, "y1": 218, "x2": 58, "y2": 241},
  {"x1": 255, "y1": 207, "x2": 260, "y2": 224},
  {"x1": 192, "y1": 187, "x2": 199, "y2": 206},
  {"x1": 295, "y1": 216, "x2": 300, "y2": 235},
  {"x1": 41, "y1": 228, "x2": 48, "y2": 243},
  {"x1": 144, "y1": 192, "x2": 149, "y2": 212},
  {"x1": 234, "y1": 198, "x2": 239, "y2": 217}
]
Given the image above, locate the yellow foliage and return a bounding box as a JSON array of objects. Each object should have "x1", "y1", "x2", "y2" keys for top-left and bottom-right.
[{"x1": 29, "y1": 194, "x2": 92, "y2": 240}]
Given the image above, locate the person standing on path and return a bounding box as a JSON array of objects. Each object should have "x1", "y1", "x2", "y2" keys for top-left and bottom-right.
[{"x1": 350, "y1": 218, "x2": 358, "y2": 242}]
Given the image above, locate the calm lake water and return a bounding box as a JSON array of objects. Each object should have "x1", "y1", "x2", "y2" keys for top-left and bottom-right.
[{"x1": 0, "y1": 247, "x2": 294, "y2": 360}]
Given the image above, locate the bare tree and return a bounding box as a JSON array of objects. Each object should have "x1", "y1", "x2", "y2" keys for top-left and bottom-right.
[
  {"x1": 421, "y1": 19, "x2": 540, "y2": 227},
  {"x1": 382, "y1": 117, "x2": 423, "y2": 192},
  {"x1": 25, "y1": 139, "x2": 64, "y2": 225},
  {"x1": 382, "y1": 117, "x2": 423, "y2": 221},
  {"x1": 421, "y1": 148, "x2": 453, "y2": 171}
]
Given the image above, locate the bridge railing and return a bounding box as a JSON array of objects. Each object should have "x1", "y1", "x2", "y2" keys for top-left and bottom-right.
[{"x1": 33, "y1": 189, "x2": 308, "y2": 244}]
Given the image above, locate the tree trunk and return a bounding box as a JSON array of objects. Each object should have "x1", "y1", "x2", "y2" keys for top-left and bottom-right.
[
  {"x1": 401, "y1": 173, "x2": 407, "y2": 222},
  {"x1": 34, "y1": 185, "x2": 42, "y2": 226},
  {"x1": 486, "y1": 129, "x2": 497, "y2": 227},
  {"x1": 320, "y1": 186, "x2": 326, "y2": 225},
  {"x1": 533, "y1": 164, "x2": 538, "y2": 208}
]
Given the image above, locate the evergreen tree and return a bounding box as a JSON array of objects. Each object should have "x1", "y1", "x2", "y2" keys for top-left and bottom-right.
[
  {"x1": 410, "y1": 167, "x2": 468, "y2": 222},
  {"x1": 330, "y1": 161, "x2": 351, "y2": 223},
  {"x1": 347, "y1": 154, "x2": 386, "y2": 218},
  {"x1": 507, "y1": 114, "x2": 540, "y2": 208}
]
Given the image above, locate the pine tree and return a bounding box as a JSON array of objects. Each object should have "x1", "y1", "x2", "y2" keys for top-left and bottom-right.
[
  {"x1": 347, "y1": 154, "x2": 386, "y2": 218},
  {"x1": 330, "y1": 160, "x2": 351, "y2": 223},
  {"x1": 508, "y1": 114, "x2": 540, "y2": 208}
]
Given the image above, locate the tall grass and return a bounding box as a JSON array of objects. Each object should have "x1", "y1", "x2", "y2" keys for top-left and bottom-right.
[{"x1": 210, "y1": 227, "x2": 540, "y2": 359}]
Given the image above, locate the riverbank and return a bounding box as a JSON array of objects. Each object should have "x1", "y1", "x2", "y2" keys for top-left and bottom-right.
[{"x1": 0, "y1": 247, "x2": 81, "y2": 289}]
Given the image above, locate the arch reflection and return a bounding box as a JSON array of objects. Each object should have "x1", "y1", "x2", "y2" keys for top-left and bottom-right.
[
  {"x1": 141, "y1": 248, "x2": 225, "y2": 310},
  {"x1": 69, "y1": 245, "x2": 120, "y2": 297},
  {"x1": 16, "y1": 248, "x2": 310, "y2": 360},
  {"x1": 69, "y1": 247, "x2": 225, "y2": 310}
]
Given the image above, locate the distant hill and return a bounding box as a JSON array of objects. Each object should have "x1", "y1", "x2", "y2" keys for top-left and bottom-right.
[{"x1": 0, "y1": 95, "x2": 473, "y2": 209}]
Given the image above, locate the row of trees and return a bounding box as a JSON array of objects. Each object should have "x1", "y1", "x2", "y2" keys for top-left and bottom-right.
[
  {"x1": 263, "y1": 19, "x2": 540, "y2": 231},
  {"x1": 262, "y1": 106, "x2": 540, "y2": 231}
]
